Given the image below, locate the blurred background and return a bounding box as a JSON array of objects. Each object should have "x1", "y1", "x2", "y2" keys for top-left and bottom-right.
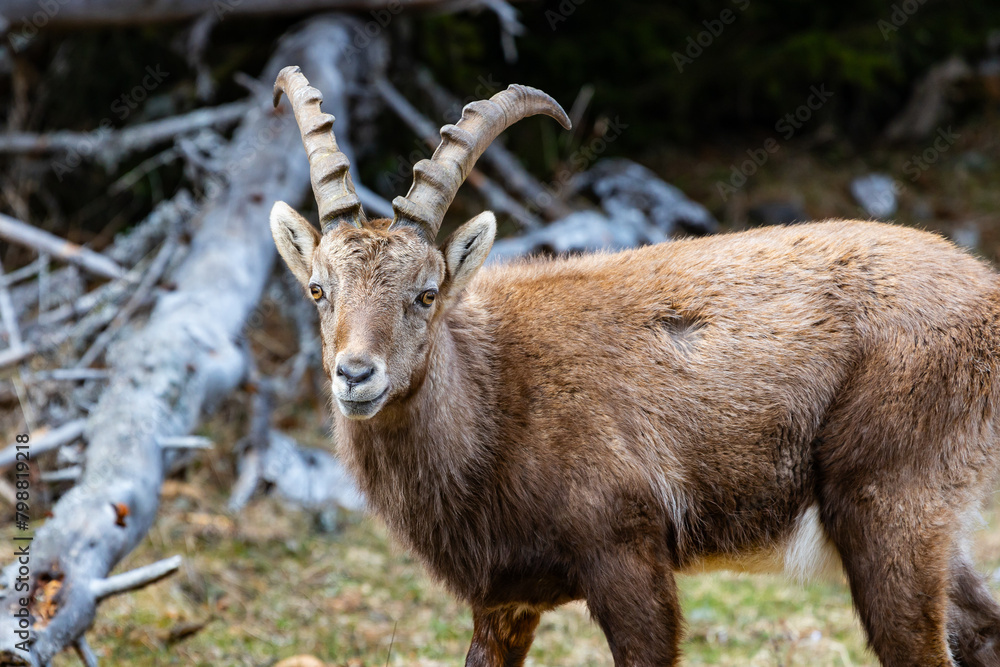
[{"x1": 2, "y1": 1, "x2": 1000, "y2": 665}]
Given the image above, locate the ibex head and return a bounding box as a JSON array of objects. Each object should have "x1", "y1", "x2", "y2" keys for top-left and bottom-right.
[{"x1": 269, "y1": 66, "x2": 570, "y2": 419}]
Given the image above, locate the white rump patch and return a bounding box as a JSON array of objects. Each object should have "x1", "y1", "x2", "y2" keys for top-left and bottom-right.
[
  {"x1": 680, "y1": 503, "x2": 843, "y2": 583},
  {"x1": 782, "y1": 504, "x2": 843, "y2": 582}
]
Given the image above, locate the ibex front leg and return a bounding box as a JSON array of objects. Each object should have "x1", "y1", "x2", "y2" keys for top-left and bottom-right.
[
  {"x1": 465, "y1": 606, "x2": 541, "y2": 667},
  {"x1": 585, "y1": 546, "x2": 683, "y2": 666}
]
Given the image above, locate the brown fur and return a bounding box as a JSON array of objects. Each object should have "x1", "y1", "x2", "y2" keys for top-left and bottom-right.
[{"x1": 271, "y1": 211, "x2": 1000, "y2": 667}]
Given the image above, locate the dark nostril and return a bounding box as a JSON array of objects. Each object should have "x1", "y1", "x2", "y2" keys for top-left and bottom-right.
[{"x1": 336, "y1": 361, "x2": 374, "y2": 385}]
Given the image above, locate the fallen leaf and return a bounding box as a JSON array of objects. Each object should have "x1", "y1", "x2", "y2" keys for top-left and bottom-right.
[
  {"x1": 111, "y1": 502, "x2": 129, "y2": 528},
  {"x1": 274, "y1": 656, "x2": 326, "y2": 667},
  {"x1": 31, "y1": 576, "x2": 63, "y2": 629},
  {"x1": 163, "y1": 619, "x2": 209, "y2": 644}
]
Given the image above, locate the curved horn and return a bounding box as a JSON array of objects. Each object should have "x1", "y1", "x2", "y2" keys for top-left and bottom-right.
[
  {"x1": 391, "y1": 84, "x2": 571, "y2": 242},
  {"x1": 273, "y1": 65, "x2": 366, "y2": 232}
]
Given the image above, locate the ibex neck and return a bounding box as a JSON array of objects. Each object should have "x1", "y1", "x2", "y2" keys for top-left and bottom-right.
[{"x1": 335, "y1": 297, "x2": 498, "y2": 534}]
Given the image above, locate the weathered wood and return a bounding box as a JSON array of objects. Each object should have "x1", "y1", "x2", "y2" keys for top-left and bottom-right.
[
  {"x1": 0, "y1": 342, "x2": 34, "y2": 369},
  {"x1": 0, "y1": 257, "x2": 24, "y2": 350},
  {"x1": 73, "y1": 638, "x2": 98, "y2": 667},
  {"x1": 489, "y1": 158, "x2": 719, "y2": 262},
  {"x1": 0, "y1": 16, "x2": 371, "y2": 666},
  {"x1": 89, "y1": 556, "x2": 182, "y2": 601},
  {"x1": 0, "y1": 101, "x2": 251, "y2": 168},
  {"x1": 76, "y1": 233, "x2": 180, "y2": 368},
  {"x1": 0, "y1": 419, "x2": 86, "y2": 470},
  {"x1": 157, "y1": 436, "x2": 213, "y2": 450},
  {"x1": 0, "y1": 215, "x2": 124, "y2": 281}
]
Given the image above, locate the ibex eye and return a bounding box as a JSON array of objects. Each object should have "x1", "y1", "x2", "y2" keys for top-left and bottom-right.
[
  {"x1": 309, "y1": 284, "x2": 323, "y2": 301},
  {"x1": 418, "y1": 289, "x2": 437, "y2": 307}
]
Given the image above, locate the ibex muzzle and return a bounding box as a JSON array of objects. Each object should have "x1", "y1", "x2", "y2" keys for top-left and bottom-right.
[{"x1": 270, "y1": 65, "x2": 1000, "y2": 667}]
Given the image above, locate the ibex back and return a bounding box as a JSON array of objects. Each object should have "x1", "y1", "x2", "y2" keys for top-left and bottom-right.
[{"x1": 269, "y1": 66, "x2": 1000, "y2": 666}]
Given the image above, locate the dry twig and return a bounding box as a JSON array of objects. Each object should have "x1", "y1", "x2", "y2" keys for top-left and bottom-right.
[
  {"x1": 0, "y1": 101, "x2": 252, "y2": 168},
  {"x1": 0, "y1": 214, "x2": 124, "y2": 281},
  {"x1": 0, "y1": 419, "x2": 86, "y2": 470}
]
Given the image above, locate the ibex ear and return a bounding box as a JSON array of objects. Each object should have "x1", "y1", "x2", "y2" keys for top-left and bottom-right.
[
  {"x1": 442, "y1": 212, "x2": 496, "y2": 296},
  {"x1": 270, "y1": 201, "x2": 321, "y2": 287}
]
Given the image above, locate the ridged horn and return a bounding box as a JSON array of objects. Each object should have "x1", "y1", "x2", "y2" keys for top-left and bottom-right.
[
  {"x1": 273, "y1": 65, "x2": 366, "y2": 232},
  {"x1": 391, "y1": 84, "x2": 571, "y2": 242}
]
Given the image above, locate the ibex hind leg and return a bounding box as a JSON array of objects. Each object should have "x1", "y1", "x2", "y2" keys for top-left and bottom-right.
[
  {"x1": 818, "y1": 480, "x2": 957, "y2": 666},
  {"x1": 948, "y1": 557, "x2": 1000, "y2": 666}
]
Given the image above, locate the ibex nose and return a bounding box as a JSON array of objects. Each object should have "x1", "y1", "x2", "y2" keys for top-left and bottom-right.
[{"x1": 336, "y1": 358, "x2": 375, "y2": 386}]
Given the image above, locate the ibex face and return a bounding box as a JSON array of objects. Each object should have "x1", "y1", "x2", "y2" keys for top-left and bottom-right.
[
  {"x1": 268, "y1": 65, "x2": 566, "y2": 419},
  {"x1": 271, "y1": 204, "x2": 496, "y2": 419}
]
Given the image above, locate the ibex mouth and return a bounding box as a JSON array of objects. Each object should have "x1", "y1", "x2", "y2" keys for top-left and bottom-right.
[{"x1": 336, "y1": 388, "x2": 388, "y2": 420}]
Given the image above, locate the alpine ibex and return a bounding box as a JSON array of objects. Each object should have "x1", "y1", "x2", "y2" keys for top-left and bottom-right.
[{"x1": 269, "y1": 65, "x2": 1000, "y2": 666}]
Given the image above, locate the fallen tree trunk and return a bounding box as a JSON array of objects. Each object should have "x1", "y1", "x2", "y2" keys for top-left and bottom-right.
[{"x1": 0, "y1": 15, "x2": 370, "y2": 666}]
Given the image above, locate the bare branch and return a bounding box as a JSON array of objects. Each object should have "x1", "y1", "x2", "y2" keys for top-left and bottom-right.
[
  {"x1": 0, "y1": 479, "x2": 16, "y2": 506},
  {"x1": 0, "y1": 101, "x2": 252, "y2": 167},
  {"x1": 0, "y1": 215, "x2": 124, "y2": 281},
  {"x1": 76, "y1": 233, "x2": 179, "y2": 368},
  {"x1": 0, "y1": 256, "x2": 45, "y2": 288},
  {"x1": 89, "y1": 555, "x2": 183, "y2": 601},
  {"x1": 0, "y1": 257, "x2": 24, "y2": 350},
  {"x1": 258, "y1": 430, "x2": 364, "y2": 511},
  {"x1": 73, "y1": 638, "x2": 99, "y2": 667},
  {"x1": 0, "y1": 419, "x2": 86, "y2": 470},
  {"x1": 0, "y1": 343, "x2": 34, "y2": 370},
  {"x1": 40, "y1": 466, "x2": 82, "y2": 483},
  {"x1": 157, "y1": 436, "x2": 213, "y2": 450},
  {"x1": 356, "y1": 183, "x2": 394, "y2": 220},
  {"x1": 27, "y1": 369, "x2": 110, "y2": 383}
]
